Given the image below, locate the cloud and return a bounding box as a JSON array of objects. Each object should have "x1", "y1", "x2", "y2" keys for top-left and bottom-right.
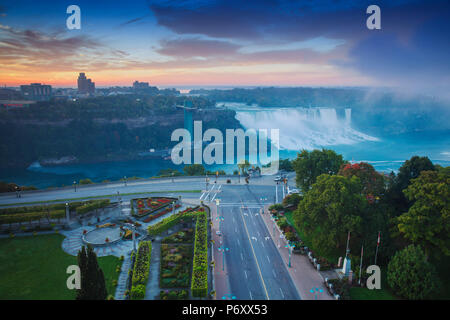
[{"x1": 157, "y1": 37, "x2": 241, "y2": 58}]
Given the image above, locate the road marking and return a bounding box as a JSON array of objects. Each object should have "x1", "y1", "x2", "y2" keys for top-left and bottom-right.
[
  {"x1": 249, "y1": 290, "x2": 253, "y2": 300},
  {"x1": 266, "y1": 256, "x2": 270, "y2": 262},
  {"x1": 272, "y1": 269, "x2": 277, "y2": 278},
  {"x1": 199, "y1": 192, "x2": 205, "y2": 200},
  {"x1": 239, "y1": 207, "x2": 270, "y2": 300},
  {"x1": 244, "y1": 270, "x2": 248, "y2": 279},
  {"x1": 241, "y1": 253, "x2": 244, "y2": 261},
  {"x1": 237, "y1": 239, "x2": 240, "y2": 246},
  {"x1": 235, "y1": 227, "x2": 237, "y2": 233},
  {"x1": 279, "y1": 288, "x2": 285, "y2": 299}
]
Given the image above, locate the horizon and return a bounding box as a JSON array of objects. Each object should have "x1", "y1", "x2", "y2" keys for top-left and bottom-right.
[{"x1": 1, "y1": 0, "x2": 449, "y2": 98}]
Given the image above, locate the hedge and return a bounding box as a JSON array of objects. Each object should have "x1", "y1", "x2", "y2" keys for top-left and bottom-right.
[
  {"x1": 76, "y1": 199, "x2": 110, "y2": 215},
  {"x1": 191, "y1": 211, "x2": 208, "y2": 297},
  {"x1": 130, "y1": 241, "x2": 152, "y2": 300},
  {"x1": 0, "y1": 210, "x2": 65, "y2": 224},
  {"x1": 147, "y1": 206, "x2": 200, "y2": 236}
]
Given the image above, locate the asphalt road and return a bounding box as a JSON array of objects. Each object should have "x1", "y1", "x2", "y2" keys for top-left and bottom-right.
[
  {"x1": 215, "y1": 184, "x2": 300, "y2": 300},
  {"x1": 0, "y1": 173, "x2": 300, "y2": 300}
]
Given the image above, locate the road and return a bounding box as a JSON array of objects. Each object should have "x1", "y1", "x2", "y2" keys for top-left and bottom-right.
[
  {"x1": 0, "y1": 172, "x2": 302, "y2": 300},
  {"x1": 213, "y1": 183, "x2": 300, "y2": 300}
]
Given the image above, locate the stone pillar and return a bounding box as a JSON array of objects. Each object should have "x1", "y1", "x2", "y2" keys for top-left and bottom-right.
[{"x1": 338, "y1": 256, "x2": 343, "y2": 268}]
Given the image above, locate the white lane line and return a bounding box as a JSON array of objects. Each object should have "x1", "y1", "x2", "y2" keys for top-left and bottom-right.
[
  {"x1": 241, "y1": 253, "x2": 244, "y2": 261},
  {"x1": 279, "y1": 288, "x2": 285, "y2": 299},
  {"x1": 244, "y1": 270, "x2": 248, "y2": 279},
  {"x1": 199, "y1": 192, "x2": 205, "y2": 200},
  {"x1": 235, "y1": 227, "x2": 238, "y2": 233},
  {"x1": 249, "y1": 290, "x2": 253, "y2": 300},
  {"x1": 272, "y1": 269, "x2": 277, "y2": 278},
  {"x1": 237, "y1": 239, "x2": 240, "y2": 246},
  {"x1": 266, "y1": 255, "x2": 270, "y2": 262}
]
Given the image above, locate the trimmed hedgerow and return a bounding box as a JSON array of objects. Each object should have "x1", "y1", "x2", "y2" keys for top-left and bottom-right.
[
  {"x1": 130, "y1": 241, "x2": 152, "y2": 300},
  {"x1": 76, "y1": 199, "x2": 110, "y2": 215},
  {"x1": 191, "y1": 211, "x2": 208, "y2": 297}
]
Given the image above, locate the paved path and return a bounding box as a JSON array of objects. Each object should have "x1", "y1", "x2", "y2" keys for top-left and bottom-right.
[
  {"x1": 260, "y1": 208, "x2": 332, "y2": 300},
  {"x1": 114, "y1": 254, "x2": 132, "y2": 300},
  {"x1": 144, "y1": 239, "x2": 161, "y2": 300}
]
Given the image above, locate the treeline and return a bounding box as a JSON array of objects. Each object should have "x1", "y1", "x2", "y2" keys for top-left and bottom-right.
[
  {"x1": 290, "y1": 149, "x2": 449, "y2": 299},
  {"x1": 0, "y1": 95, "x2": 241, "y2": 168}
]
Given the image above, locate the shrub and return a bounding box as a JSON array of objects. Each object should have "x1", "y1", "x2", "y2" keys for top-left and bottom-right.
[
  {"x1": 387, "y1": 245, "x2": 440, "y2": 300},
  {"x1": 130, "y1": 284, "x2": 146, "y2": 300},
  {"x1": 191, "y1": 211, "x2": 208, "y2": 297}
]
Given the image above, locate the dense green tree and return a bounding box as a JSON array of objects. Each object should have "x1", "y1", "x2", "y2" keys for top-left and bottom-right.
[
  {"x1": 386, "y1": 156, "x2": 436, "y2": 215},
  {"x1": 282, "y1": 193, "x2": 302, "y2": 209},
  {"x1": 278, "y1": 159, "x2": 294, "y2": 172},
  {"x1": 387, "y1": 245, "x2": 440, "y2": 300},
  {"x1": 76, "y1": 245, "x2": 107, "y2": 300},
  {"x1": 397, "y1": 167, "x2": 450, "y2": 257},
  {"x1": 183, "y1": 164, "x2": 206, "y2": 176},
  {"x1": 293, "y1": 174, "x2": 366, "y2": 254},
  {"x1": 292, "y1": 149, "x2": 346, "y2": 192},
  {"x1": 79, "y1": 178, "x2": 94, "y2": 185}
]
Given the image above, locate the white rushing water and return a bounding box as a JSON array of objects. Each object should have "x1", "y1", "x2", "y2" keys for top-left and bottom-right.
[{"x1": 225, "y1": 103, "x2": 378, "y2": 150}]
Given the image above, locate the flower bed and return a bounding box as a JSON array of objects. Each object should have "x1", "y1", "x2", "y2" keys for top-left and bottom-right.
[
  {"x1": 160, "y1": 289, "x2": 188, "y2": 300},
  {"x1": 132, "y1": 197, "x2": 177, "y2": 218},
  {"x1": 147, "y1": 206, "x2": 201, "y2": 236},
  {"x1": 191, "y1": 211, "x2": 208, "y2": 297},
  {"x1": 160, "y1": 244, "x2": 193, "y2": 288},
  {"x1": 130, "y1": 241, "x2": 152, "y2": 300},
  {"x1": 162, "y1": 228, "x2": 194, "y2": 244},
  {"x1": 143, "y1": 204, "x2": 181, "y2": 223}
]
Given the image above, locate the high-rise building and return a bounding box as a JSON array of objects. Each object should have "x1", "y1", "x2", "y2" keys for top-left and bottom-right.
[
  {"x1": 133, "y1": 81, "x2": 149, "y2": 89},
  {"x1": 20, "y1": 83, "x2": 52, "y2": 101},
  {"x1": 77, "y1": 73, "x2": 95, "y2": 94}
]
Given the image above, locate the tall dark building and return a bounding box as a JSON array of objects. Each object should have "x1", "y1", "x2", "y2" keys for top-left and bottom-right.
[
  {"x1": 133, "y1": 81, "x2": 149, "y2": 89},
  {"x1": 20, "y1": 83, "x2": 52, "y2": 101},
  {"x1": 77, "y1": 73, "x2": 95, "y2": 94}
]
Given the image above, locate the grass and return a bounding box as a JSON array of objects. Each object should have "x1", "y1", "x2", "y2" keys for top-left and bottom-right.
[
  {"x1": 349, "y1": 267, "x2": 397, "y2": 300},
  {"x1": 0, "y1": 234, "x2": 121, "y2": 299},
  {"x1": 0, "y1": 190, "x2": 201, "y2": 207}
]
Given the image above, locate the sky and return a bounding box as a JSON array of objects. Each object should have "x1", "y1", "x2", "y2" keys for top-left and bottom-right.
[{"x1": 0, "y1": 0, "x2": 449, "y2": 95}]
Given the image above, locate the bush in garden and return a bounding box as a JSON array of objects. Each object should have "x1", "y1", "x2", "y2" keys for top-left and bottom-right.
[
  {"x1": 191, "y1": 212, "x2": 208, "y2": 297},
  {"x1": 387, "y1": 245, "x2": 440, "y2": 300},
  {"x1": 282, "y1": 193, "x2": 302, "y2": 208},
  {"x1": 130, "y1": 284, "x2": 146, "y2": 300},
  {"x1": 269, "y1": 204, "x2": 283, "y2": 212},
  {"x1": 130, "y1": 241, "x2": 152, "y2": 300}
]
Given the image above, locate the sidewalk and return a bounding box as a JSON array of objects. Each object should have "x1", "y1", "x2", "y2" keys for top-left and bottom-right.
[
  {"x1": 210, "y1": 203, "x2": 231, "y2": 300},
  {"x1": 260, "y1": 207, "x2": 333, "y2": 300}
]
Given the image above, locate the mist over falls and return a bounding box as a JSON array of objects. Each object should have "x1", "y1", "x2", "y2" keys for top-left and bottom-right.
[{"x1": 234, "y1": 107, "x2": 379, "y2": 151}]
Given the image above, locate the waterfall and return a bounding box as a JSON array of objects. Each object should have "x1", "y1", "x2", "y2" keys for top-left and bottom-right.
[{"x1": 234, "y1": 107, "x2": 378, "y2": 150}]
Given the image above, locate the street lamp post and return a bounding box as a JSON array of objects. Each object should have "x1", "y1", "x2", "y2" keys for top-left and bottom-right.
[
  {"x1": 124, "y1": 176, "x2": 127, "y2": 186},
  {"x1": 218, "y1": 245, "x2": 229, "y2": 271},
  {"x1": 285, "y1": 241, "x2": 295, "y2": 268},
  {"x1": 73, "y1": 181, "x2": 77, "y2": 192}
]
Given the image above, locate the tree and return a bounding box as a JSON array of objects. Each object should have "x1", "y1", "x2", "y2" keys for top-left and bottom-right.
[
  {"x1": 238, "y1": 159, "x2": 250, "y2": 175},
  {"x1": 386, "y1": 156, "x2": 436, "y2": 214},
  {"x1": 282, "y1": 193, "x2": 302, "y2": 209},
  {"x1": 183, "y1": 164, "x2": 205, "y2": 176},
  {"x1": 397, "y1": 167, "x2": 450, "y2": 257},
  {"x1": 278, "y1": 159, "x2": 294, "y2": 172},
  {"x1": 79, "y1": 178, "x2": 94, "y2": 185},
  {"x1": 76, "y1": 245, "x2": 108, "y2": 300},
  {"x1": 292, "y1": 149, "x2": 346, "y2": 192},
  {"x1": 338, "y1": 162, "x2": 385, "y2": 200},
  {"x1": 293, "y1": 174, "x2": 366, "y2": 255},
  {"x1": 387, "y1": 245, "x2": 440, "y2": 300}
]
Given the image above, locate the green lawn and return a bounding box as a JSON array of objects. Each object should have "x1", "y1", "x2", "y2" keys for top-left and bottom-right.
[
  {"x1": 349, "y1": 267, "x2": 397, "y2": 300},
  {"x1": 0, "y1": 234, "x2": 121, "y2": 299}
]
